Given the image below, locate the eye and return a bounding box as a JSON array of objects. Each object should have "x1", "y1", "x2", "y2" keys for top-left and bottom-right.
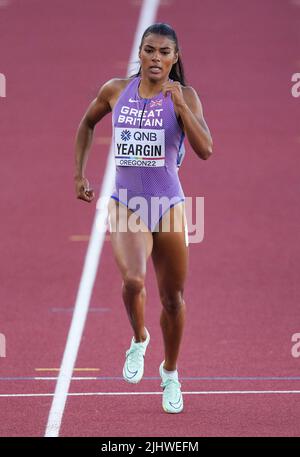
[{"x1": 144, "y1": 48, "x2": 170, "y2": 55}]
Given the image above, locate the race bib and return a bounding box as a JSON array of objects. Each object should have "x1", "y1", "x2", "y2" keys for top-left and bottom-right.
[{"x1": 114, "y1": 127, "x2": 165, "y2": 167}]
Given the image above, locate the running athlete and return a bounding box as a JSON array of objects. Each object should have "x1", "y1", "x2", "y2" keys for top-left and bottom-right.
[{"x1": 74, "y1": 23, "x2": 213, "y2": 414}]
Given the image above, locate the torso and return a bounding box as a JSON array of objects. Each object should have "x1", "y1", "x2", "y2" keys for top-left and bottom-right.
[{"x1": 110, "y1": 75, "x2": 186, "y2": 232}]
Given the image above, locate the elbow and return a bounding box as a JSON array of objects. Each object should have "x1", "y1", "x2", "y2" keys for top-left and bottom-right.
[
  {"x1": 80, "y1": 115, "x2": 95, "y2": 131},
  {"x1": 200, "y1": 139, "x2": 213, "y2": 160},
  {"x1": 84, "y1": 117, "x2": 95, "y2": 131},
  {"x1": 203, "y1": 147, "x2": 213, "y2": 160}
]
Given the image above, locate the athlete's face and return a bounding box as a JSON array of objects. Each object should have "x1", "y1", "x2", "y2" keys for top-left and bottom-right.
[{"x1": 139, "y1": 34, "x2": 178, "y2": 81}]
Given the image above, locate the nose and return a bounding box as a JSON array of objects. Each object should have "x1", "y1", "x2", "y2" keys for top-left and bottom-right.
[{"x1": 152, "y1": 50, "x2": 160, "y2": 62}]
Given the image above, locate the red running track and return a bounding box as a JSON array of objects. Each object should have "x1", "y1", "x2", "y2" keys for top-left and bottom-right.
[{"x1": 0, "y1": 0, "x2": 300, "y2": 437}]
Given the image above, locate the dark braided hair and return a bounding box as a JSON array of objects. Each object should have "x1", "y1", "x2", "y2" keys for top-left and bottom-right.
[{"x1": 132, "y1": 23, "x2": 186, "y2": 86}]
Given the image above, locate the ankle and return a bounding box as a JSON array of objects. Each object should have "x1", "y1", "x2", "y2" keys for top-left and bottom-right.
[
  {"x1": 134, "y1": 327, "x2": 147, "y2": 343},
  {"x1": 163, "y1": 362, "x2": 177, "y2": 372}
]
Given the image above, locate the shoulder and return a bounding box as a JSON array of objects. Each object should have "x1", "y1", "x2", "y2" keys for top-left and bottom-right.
[
  {"x1": 98, "y1": 77, "x2": 132, "y2": 95},
  {"x1": 181, "y1": 85, "x2": 206, "y2": 121},
  {"x1": 97, "y1": 77, "x2": 134, "y2": 109},
  {"x1": 182, "y1": 85, "x2": 203, "y2": 109}
]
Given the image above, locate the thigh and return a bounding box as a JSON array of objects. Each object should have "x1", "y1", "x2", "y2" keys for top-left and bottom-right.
[
  {"x1": 108, "y1": 198, "x2": 153, "y2": 278},
  {"x1": 152, "y1": 202, "x2": 189, "y2": 292}
]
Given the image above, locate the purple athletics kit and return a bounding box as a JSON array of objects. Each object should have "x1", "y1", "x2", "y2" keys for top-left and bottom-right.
[{"x1": 111, "y1": 75, "x2": 186, "y2": 231}]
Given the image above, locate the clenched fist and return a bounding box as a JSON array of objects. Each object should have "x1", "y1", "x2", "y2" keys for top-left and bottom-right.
[{"x1": 75, "y1": 176, "x2": 95, "y2": 203}]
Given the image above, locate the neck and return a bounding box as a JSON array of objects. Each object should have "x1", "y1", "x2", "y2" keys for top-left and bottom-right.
[{"x1": 138, "y1": 73, "x2": 169, "y2": 98}]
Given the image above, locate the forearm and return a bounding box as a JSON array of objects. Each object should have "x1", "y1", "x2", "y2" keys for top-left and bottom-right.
[
  {"x1": 178, "y1": 104, "x2": 213, "y2": 160},
  {"x1": 74, "y1": 119, "x2": 94, "y2": 177}
]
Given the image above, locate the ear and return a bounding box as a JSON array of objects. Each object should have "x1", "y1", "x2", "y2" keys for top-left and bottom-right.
[{"x1": 173, "y1": 52, "x2": 178, "y2": 64}]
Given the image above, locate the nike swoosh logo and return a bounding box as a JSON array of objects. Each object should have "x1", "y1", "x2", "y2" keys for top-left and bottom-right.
[
  {"x1": 128, "y1": 98, "x2": 139, "y2": 103},
  {"x1": 125, "y1": 368, "x2": 138, "y2": 378},
  {"x1": 169, "y1": 396, "x2": 183, "y2": 409}
]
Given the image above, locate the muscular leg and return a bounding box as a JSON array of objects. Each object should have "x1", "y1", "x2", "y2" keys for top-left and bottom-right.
[
  {"x1": 152, "y1": 202, "x2": 188, "y2": 371},
  {"x1": 108, "y1": 198, "x2": 153, "y2": 342}
]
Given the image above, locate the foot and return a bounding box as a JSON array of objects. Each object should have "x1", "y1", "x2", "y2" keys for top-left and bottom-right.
[
  {"x1": 159, "y1": 361, "x2": 184, "y2": 413},
  {"x1": 122, "y1": 328, "x2": 150, "y2": 384}
]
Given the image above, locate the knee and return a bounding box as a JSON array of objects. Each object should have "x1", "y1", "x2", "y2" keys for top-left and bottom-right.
[
  {"x1": 161, "y1": 290, "x2": 185, "y2": 314},
  {"x1": 123, "y1": 272, "x2": 145, "y2": 294}
]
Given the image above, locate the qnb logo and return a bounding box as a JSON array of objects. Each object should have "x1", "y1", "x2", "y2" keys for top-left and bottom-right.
[
  {"x1": 133, "y1": 131, "x2": 157, "y2": 141},
  {"x1": 291, "y1": 73, "x2": 300, "y2": 98},
  {"x1": 0, "y1": 333, "x2": 6, "y2": 358},
  {"x1": 0, "y1": 73, "x2": 6, "y2": 98},
  {"x1": 291, "y1": 333, "x2": 300, "y2": 358},
  {"x1": 121, "y1": 129, "x2": 131, "y2": 141}
]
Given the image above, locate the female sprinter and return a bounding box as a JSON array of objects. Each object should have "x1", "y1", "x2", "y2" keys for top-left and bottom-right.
[{"x1": 74, "y1": 23, "x2": 213, "y2": 414}]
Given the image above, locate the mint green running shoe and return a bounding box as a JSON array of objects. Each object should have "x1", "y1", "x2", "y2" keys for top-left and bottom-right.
[
  {"x1": 123, "y1": 328, "x2": 150, "y2": 384},
  {"x1": 159, "y1": 361, "x2": 184, "y2": 413}
]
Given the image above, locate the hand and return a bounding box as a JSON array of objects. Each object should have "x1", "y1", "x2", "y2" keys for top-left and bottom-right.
[
  {"x1": 161, "y1": 81, "x2": 186, "y2": 110},
  {"x1": 75, "y1": 176, "x2": 95, "y2": 203}
]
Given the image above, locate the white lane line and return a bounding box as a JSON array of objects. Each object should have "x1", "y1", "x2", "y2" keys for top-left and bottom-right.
[
  {"x1": 4, "y1": 390, "x2": 300, "y2": 398},
  {"x1": 35, "y1": 377, "x2": 99, "y2": 381},
  {"x1": 1, "y1": 375, "x2": 300, "y2": 381},
  {"x1": 0, "y1": 0, "x2": 10, "y2": 8},
  {"x1": 44, "y1": 0, "x2": 160, "y2": 438},
  {"x1": 0, "y1": 73, "x2": 6, "y2": 98}
]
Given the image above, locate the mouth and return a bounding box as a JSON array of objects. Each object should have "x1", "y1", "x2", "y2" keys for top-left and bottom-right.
[{"x1": 149, "y1": 66, "x2": 162, "y2": 73}]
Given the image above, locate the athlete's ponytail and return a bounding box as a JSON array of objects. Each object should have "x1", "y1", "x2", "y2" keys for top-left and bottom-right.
[{"x1": 132, "y1": 23, "x2": 186, "y2": 86}]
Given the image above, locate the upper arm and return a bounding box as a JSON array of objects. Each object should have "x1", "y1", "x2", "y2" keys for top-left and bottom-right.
[
  {"x1": 182, "y1": 86, "x2": 212, "y2": 140},
  {"x1": 82, "y1": 78, "x2": 121, "y2": 128}
]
